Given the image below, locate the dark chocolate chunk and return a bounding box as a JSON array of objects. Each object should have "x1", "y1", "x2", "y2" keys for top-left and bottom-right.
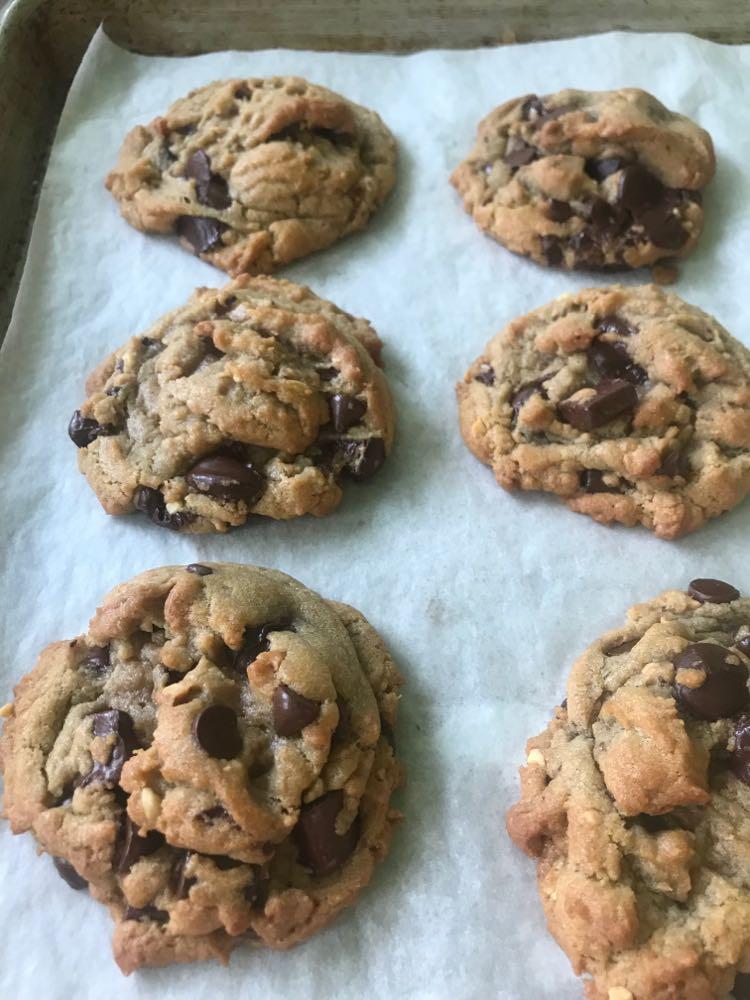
[
  {"x1": 504, "y1": 140, "x2": 538, "y2": 168},
  {"x1": 546, "y1": 199, "x2": 572, "y2": 222},
  {"x1": 584, "y1": 156, "x2": 629, "y2": 182},
  {"x1": 133, "y1": 485, "x2": 194, "y2": 531},
  {"x1": 674, "y1": 643, "x2": 750, "y2": 721},
  {"x1": 730, "y1": 715, "x2": 750, "y2": 786},
  {"x1": 474, "y1": 364, "x2": 495, "y2": 386},
  {"x1": 511, "y1": 377, "x2": 549, "y2": 425},
  {"x1": 53, "y1": 857, "x2": 87, "y2": 890},
  {"x1": 595, "y1": 314, "x2": 636, "y2": 337},
  {"x1": 273, "y1": 684, "x2": 320, "y2": 737},
  {"x1": 80, "y1": 709, "x2": 138, "y2": 787},
  {"x1": 80, "y1": 645, "x2": 110, "y2": 675},
  {"x1": 330, "y1": 394, "x2": 367, "y2": 433},
  {"x1": 233, "y1": 621, "x2": 289, "y2": 673},
  {"x1": 116, "y1": 815, "x2": 165, "y2": 873},
  {"x1": 185, "y1": 454, "x2": 264, "y2": 504},
  {"x1": 587, "y1": 340, "x2": 646, "y2": 384},
  {"x1": 176, "y1": 216, "x2": 226, "y2": 254},
  {"x1": 579, "y1": 469, "x2": 621, "y2": 494},
  {"x1": 193, "y1": 705, "x2": 243, "y2": 759},
  {"x1": 638, "y1": 205, "x2": 688, "y2": 249},
  {"x1": 617, "y1": 164, "x2": 664, "y2": 212},
  {"x1": 587, "y1": 198, "x2": 629, "y2": 237},
  {"x1": 558, "y1": 379, "x2": 637, "y2": 431},
  {"x1": 539, "y1": 235, "x2": 563, "y2": 265},
  {"x1": 186, "y1": 563, "x2": 213, "y2": 576},
  {"x1": 123, "y1": 905, "x2": 169, "y2": 924},
  {"x1": 339, "y1": 437, "x2": 386, "y2": 480},
  {"x1": 604, "y1": 638, "x2": 638, "y2": 657},
  {"x1": 68, "y1": 411, "x2": 115, "y2": 448},
  {"x1": 184, "y1": 149, "x2": 231, "y2": 210},
  {"x1": 687, "y1": 579, "x2": 740, "y2": 604},
  {"x1": 294, "y1": 789, "x2": 359, "y2": 876}
]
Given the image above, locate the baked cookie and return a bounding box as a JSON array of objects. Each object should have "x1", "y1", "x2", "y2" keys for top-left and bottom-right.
[
  {"x1": 106, "y1": 76, "x2": 396, "y2": 275},
  {"x1": 0, "y1": 563, "x2": 403, "y2": 973},
  {"x1": 68, "y1": 275, "x2": 395, "y2": 533},
  {"x1": 451, "y1": 88, "x2": 714, "y2": 271},
  {"x1": 507, "y1": 578, "x2": 750, "y2": 1000},
  {"x1": 456, "y1": 284, "x2": 750, "y2": 539}
]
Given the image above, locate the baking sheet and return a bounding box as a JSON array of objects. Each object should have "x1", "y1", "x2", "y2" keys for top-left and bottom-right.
[{"x1": 2, "y1": 26, "x2": 750, "y2": 1000}]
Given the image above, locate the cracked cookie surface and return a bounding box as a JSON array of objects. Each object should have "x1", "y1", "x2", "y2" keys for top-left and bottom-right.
[
  {"x1": 106, "y1": 76, "x2": 396, "y2": 275},
  {"x1": 457, "y1": 284, "x2": 750, "y2": 539},
  {"x1": 451, "y1": 88, "x2": 714, "y2": 271},
  {"x1": 507, "y1": 579, "x2": 750, "y2": 1000},
  {"x1": 0, "y1": 563, "x2": 403, "y2": 973},
  {"x1": 69, "y1": 275, "x2": 395, "y2": 533}
]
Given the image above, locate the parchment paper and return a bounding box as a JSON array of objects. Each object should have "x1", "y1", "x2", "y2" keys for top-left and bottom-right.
[{"x1": 2, "y1": 26, "x2": 750, "y2": 1000}]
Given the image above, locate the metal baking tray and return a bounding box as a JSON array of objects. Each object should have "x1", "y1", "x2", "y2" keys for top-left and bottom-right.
[{"x1": 0, "y1": 0, "x2": 747, "y2": 338}]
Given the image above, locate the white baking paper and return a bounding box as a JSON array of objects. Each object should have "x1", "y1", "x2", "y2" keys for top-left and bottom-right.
[{"x1": 2, "y1": 26, "x2": 750, "y2": 1000}]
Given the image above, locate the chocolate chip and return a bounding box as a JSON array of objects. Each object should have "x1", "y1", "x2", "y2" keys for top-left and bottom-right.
[
  {"x1": 504, "y1": 140, "x2": 537, "y2": 168},
  {"x1": 133, "y1": 486, "x2": 193, "y2": 531},
  {"x1": 330, "y1": 394, "x2": 367, "y2": 433},
  {"x1": 174, "y1": 852, "x2": 197, "y2": 899},
  {"x1": 658, "y1": 448, "x2": 690, "y2": 479},
  {"x1": 185, "y1": 454, "x2": 264, "y2": 504},
  {"x1": 53, "y1": 857, "x2": 87, "y2": 890},
  {"x1": 617, "y1": 163, "x2": 664, "y2": 212},
  {"x1": 579, "y1": 469, "x2": 621, "y2": 494},
  {"x1": 687, "y1": 579, "x2": 740, "y2": 604},
  {"x1": 233, "y1": 621, "x2": 289, "y2": 673},
  {"x1": 520, "y1": 95, "x2": 544, "y2": 120},
  {"x1": 80, "y1": 645, "x2": 110, "y2": 675},
  {"x1": 546, "y1": 199, "x2": 572, "y2": 222},
  {"x1": 124, "y1": 905, "x2": 169, "y2": 924},
  {"x1": 730, "y1": 715, "x2": 750, "y2": 785},
  {"x1": 68, "y1": 411, "x2": 115, "y2": 448},
  {"x1": 595, "y1": 314, "x2": 636, "y2": 337},
  {"x1": 116, "y1": 815, "x2": 165, "y2": 873},
  {"x1": 295, "y1": 789, "x2": 359, "y2": 876},
  {"x1": 79, "y1": 709, "x2": 138, "y2": 787},
  {"x1": 674, "y1": 643, "x2": 750, "y2": 721},
  {"x1": 587, "y1": 340, "x2": 646, "y2": 384},
  {"x1": 186, "y1": 563, "x2": 213, "y2": 576},
  {"x1": 273, "y1": 684, "x2": 320, "y2": 737},
  {"x1": 176, "y1": 216, "x2": 226, "y2": 254},
  {"x1": 558, "y1": 379, "x2": 637, "y2": 431},
  {"x1": 339, "y1": 438, "x2": 386, "y2": 480},
  {"x1": 584, "y1": 156, "x2": 629, "y2": 181},
  {"x1": 605, "y1": 638, "x2": 638, "y2": 657},
  {"x1": 539, "y1": 235, "x2": 563, "y2": 265},
  {"x1": 638, "y1": 205, "x2": 688, "y2": 249},
  {"x1": 184, "y1": 150, "x2": 231, "y2": 210},
  {"x1": 474, "y1": 364, "x2": 495, "y2": 386},
  {"x1": 193, "y1": 705, "x2": 243, "y2": 759}
]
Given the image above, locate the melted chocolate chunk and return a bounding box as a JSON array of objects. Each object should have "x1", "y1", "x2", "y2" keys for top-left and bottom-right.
[
  {"x1": 658, "y1": 448, "x2": 690, "y2": 479},
  {"x1": 185, "y1": 454, "x2": 264, "y2": 504},
  {"x1": 584, "y1": 156, "x2": 629, "y2": 182},
  {"x1": 184, "y1": 149, "x2": 231, "y2": 210},
  {"x1": 133, "y1": 486, "x2": 193, "y2": 531},
  {"x1": 617, "y1": 164, "x2": 664, "y2": 212},
  {"x1": 295, "y1": 789, "x2": 359, "y2": 876},
  {"x1": 674, "y1": 643, "x2": 750, "y2": 721},
  {"x1": 186, "y1": 563, "x2": 213, "y2": 576},
  {"x1": 176, "y1": 216, "x2": 227, "y2": 254},
  {"x1": 233, "y1": 621, "x2": 289, "y2": 673},
  {"x1": 273, "y1": 684, "x2": 320, "y2": 737},
  {"x1": 511, "y1": 377, "x2": 550, "y2": 425},
  {"x1": 474, "y1": 364, "x2": 495, "y2": 386},
  {"x1": 193, "y1": 705, "x2": 243, "y2": 759},
  {"x1": 338, "y1": 437, "x2": 386, "y2": 480},
  {"x1": 330, "y1": 394, "x2": 367, "y2": 433},
  {"x1": 638, "y1": 205, "x2": 688, "y2": 249},
  {"x1": 546, "y1": 199, "x2": 572, "y2": 222},
  {"x1": 579, "y1": 469, "x2": 622, "y2": 494},
  {"x1": 504, "y1": 140, "x2": 538, "y2": 168},
  {"x1": 53, "y1": 857, "x2": 88, "y2": 890},
  {"x1": 116, "y1": 815, "x2": 165, "y2": 873},
  {"x1": 587, "y1": 340, "x2": 646, "y2": 384},
  {"x1": 68, "y1": 411, "x2": 116, "y2": 448},
  {"x1": 80, "y1": 710, "x2": 138, "y2": 787},
  {"x1": 687, "y1": 579, "x2": 740, "y2": 605},
  {"x1": 587, "y1": 198, "x2": 629, "y2": 237},
  {"x1": 558, "y1": 379, "x2": 637, "y2": 431}
]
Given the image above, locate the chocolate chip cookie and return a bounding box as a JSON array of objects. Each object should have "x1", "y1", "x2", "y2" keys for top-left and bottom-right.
[
  {"x1": 106, "y1": 77, "x2": 396, "y2": 275},
  {"x1": 0, "y1": 563, "x2": 403, "y2": 973},
  {"x1": 507, "y1": 579, "x2": 750, "y2": 1000},
  {"x1": 69, "y1": 275, "x2": 395, "y2": 533},
  {"x1": 457, "y1": 284, "x2": 750, "y2": 539},
  {"x1": 451, "y1": 88, "x2": 714, "y2": 271}
]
